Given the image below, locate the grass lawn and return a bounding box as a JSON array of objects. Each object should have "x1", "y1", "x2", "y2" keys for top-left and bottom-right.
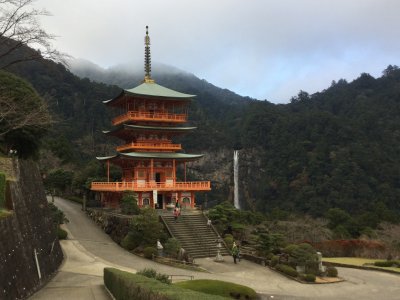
[
  {"x1": 175, "y1": 279, "x2": 258, "y2": 300},
  {"x1": 323, "y1": 257, "x2": 400, "y2": 273}
]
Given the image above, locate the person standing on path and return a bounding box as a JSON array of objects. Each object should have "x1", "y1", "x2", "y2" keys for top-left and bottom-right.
[
  {"x1": 174, "y1": 208, "x2": 179, "y2": 222},
  {"x1": 232, "y1": 244, "x2": 239, "y2": 264}
]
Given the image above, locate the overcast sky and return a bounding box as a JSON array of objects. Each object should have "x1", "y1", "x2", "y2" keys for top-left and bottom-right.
[{"x1": 34, "y1": 0, "x2": 400, "y2": 103}]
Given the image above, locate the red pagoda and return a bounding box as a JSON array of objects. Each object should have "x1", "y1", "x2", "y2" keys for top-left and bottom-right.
[{"x1": 91, "y1": 26, "x2": 210, "y2": 209}]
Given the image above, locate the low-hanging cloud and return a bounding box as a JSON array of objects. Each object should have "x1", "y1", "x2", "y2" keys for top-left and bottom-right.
[{"x1": 35, "y1": 0, "x2": 400, "y2": 103}]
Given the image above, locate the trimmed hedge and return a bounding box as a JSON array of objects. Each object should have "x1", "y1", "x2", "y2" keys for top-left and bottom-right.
[
  {"x1": 144, "y1": 246, "x2": 157, "y2": 259},
  {"x1": 104, "y1": 268, "x2": 227, "y2": 300},
  {"x1": 176, "y1": 279, "x2": 258, "y2": 300},
  {"x1": 326, "y1": 266, "x2": 338, "y2": 277},
  {"x1": 303, "y1": 273, "x2": 316, "y2": 282},
  {"x1": 374, "y1": 260, "x2": 398, "y2": 267},
  {"x1": 276, "y1": 264, "x2": 298, "y2": 277},
  {"x1": 270, "y1": 255, "x2": 279, "y2": 267}
]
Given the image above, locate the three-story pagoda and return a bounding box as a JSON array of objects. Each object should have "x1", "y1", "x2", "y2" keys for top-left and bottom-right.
[{"x1": 91, "y1": 26, "x2": 211, "y2": 209}]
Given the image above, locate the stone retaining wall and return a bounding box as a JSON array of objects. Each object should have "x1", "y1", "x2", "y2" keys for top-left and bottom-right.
[{"x1": 0, "y1": 159, "x2": 63, "y2": 299}]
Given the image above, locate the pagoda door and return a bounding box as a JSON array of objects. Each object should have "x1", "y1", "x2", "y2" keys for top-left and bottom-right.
[{"x1": 155, "y1": 172, "x2": 162, "y2": 183}]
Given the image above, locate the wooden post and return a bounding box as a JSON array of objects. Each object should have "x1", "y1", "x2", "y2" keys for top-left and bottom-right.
[
  {"x1": 173, "y1": 159, "x2": 176, "y2": 183},
  {"x1": 150, "y1": 159, "x2": 154, "y2": 181},
  {"x1": 107, "y1": 160, "x2": 110, "y2": 182},
  {"x1": 184, "y1": 162, "x2": 187, "y2": 182}
]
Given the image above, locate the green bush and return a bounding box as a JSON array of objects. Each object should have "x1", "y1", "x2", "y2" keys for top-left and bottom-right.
[
  {"x1": 136, "y1": 268, "x2": 171, "y2": 285},
  {"x1": 223, "y1": 234, "x2": 234, "y2": 249},
  {"x1": 164, "y1": 238, "x2": 181, "y2": 258},
  {"x1": 326, "y1": 266, "x2": 338, "y2": 277},
  {"x1": 374, "y1": 261, "x2": 394, "y2": 267},
  {"x1": 121, "y1": 233, "x2": 138, "y2": 251},
  {"x1": 143, "y1": 246, "x2": 157, "y2": 259},
  {"x1": 270, "y1": 255, "x2": 279, "y2": 267},
  {"x1": 304, "y1": 273, "x2": 316, "y2": 282},
  {"x1": 276, "y1": 264, "x2": 298, "y2": 277},
  {"x1": 104, "y1": 268, "x2": 226, "y2": 300},
  {"x1": 0, "y1": 172, "x2": 6, "y2": 209},
  {"x1": 137, "y1": 268, "x2": 157, "y2": 278},
  {"x1": 57, "y1": 227, "x2": 68, "y2": 239},
  {"x1": 121, "y1": 192, "x2": 139, "y2": 215},
  {"x1": 156, "y1": 273, "x2": 172, "y2": 285},
  {"x1": 176, "y1": 279, "x2": 258, "y2": 299}
]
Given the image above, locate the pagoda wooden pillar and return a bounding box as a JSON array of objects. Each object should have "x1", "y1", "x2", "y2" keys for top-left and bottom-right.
[
  {"x1": 191, "y1": 192, "x2": 195, "y2": 208},
  {"x1": 150, "y1": 159, "x2": 154, "y2": 181},
  {"x1": 178, "y1": 191, "x2": 181, "y2": 206},
  {"x1": 184, "y1": 162, "x2": 186, "y2": 182},
  {"x1": 173, "y1": 159, "x2": 176, "y2": 183},
  {"x1": 107, "y1": 160, "x2": 110, "y2": 182}
]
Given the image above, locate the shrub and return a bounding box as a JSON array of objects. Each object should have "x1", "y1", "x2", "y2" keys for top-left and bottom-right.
[
  {"x1": 121, "y1": 233, "x2": 137, "y2": 251},
  {"x1": 374, "y1": 261, "x2": 394, "y2": 267},
  {"x1": 143, "y1": 246, "x2": 157, "y2": 259},
  {"x1": 223, "y1": 234, "x2": 234, "y2": 249},
  {"x1": 155, "y1": 273, "x2": 171, "y2": 285},
  {"x1": 137, "y1": 268, "x2": 171, "y2": 285},
  {"x1": 57, "y1": 227, "x2": 68, "y2": 239},
  {"x1": 276, "y1": 264, "x2": 298, "y2": 277},
  {"x1": 120, "y1": 192, "x2": 139, "y2": 215},
  {"x1": 104, "y1": 268, "x2": 227, "y2": 300},
  {"x1": 137, "y1": 268, "x2": 157, "y2": 278},
  {"x1": 326, "y1": 266, "x2": 338, "y2": 277},
  {"x1": 164, "y1": 238, "x2": 181, "y2": 258},
  {"x1": 176, "y1": 279, "x2": 258, "y2": 299},
  {"x1": 270, "y1": 255, "x2": 279, "y2": 267},
  {"x1": 304, "y1": 273, "x2": 316, "y2": 282}
]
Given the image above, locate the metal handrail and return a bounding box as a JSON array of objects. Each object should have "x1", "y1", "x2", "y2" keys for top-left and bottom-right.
[
  {"x1": 113, "y1": 111, "x2": 187, "y2": 125},
  {"x1": 117, "y1": 142, "x2": 182, "y2": 152},
  {"x1": 91, "y1": 181, "x2": 211, "y2": 192}
]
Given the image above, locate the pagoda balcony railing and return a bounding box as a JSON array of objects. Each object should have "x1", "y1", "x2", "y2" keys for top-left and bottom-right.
[
  {"x1": 117, "y1": 142, "x2": 182, "y2": 152},
  {"x1": 91, "y1": 181, "x2": 211, "y2": 192},
  {"x1": 112, "y1": 111, "x2": 187, "y2": 125}
]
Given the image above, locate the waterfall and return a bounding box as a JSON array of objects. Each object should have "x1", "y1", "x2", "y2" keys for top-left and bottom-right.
[{"x1": 233, "y1": 150, "x2": 240, "y2": 209}]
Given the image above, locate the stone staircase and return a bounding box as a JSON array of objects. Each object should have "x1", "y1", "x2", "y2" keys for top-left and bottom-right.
[{"x1": 160, "y1": 211, "x2": 230, "y2": 258}]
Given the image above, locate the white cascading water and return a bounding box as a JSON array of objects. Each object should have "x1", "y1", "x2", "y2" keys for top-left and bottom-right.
[{"x1": 233, "y1": 150, "x2": 240, "y2": 209}]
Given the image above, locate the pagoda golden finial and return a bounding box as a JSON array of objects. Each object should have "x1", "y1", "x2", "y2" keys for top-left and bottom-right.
[{"x1": 144, "y1": 25, "x2": 154, "y2": 83}]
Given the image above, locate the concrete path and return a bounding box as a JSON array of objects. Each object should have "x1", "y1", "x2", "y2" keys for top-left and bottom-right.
[{"x1": 30, "y1": 197, "x2": 400, "y2": 300}]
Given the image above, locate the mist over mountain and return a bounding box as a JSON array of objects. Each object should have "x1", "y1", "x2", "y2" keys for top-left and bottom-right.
[{"x1": 68, "y1": 58, "x2": 253, "y2": 106}]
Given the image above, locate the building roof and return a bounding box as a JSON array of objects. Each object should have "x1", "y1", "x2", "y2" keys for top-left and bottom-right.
[
  {"x1": 103, "y1": 82, "x2": 195, "y2": 105},
  {"x1": 96, "y1": 151, "x2": 203, "y2": 162},
  {"x1": 103, "y1": 124, "x2": 196, "y2": 140}
]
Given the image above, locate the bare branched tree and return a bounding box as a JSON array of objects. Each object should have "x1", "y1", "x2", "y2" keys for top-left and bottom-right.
[
  {"x1": 0, "y1": 93, "x2": 52, "y2": 137},
  {"x1": 0, "y1": 0, "x2": 65, "y2": 69}
]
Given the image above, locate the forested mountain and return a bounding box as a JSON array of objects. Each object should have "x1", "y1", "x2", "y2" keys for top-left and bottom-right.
[{"x1": 2, "y1": 46, "x2": 400, "y2": 237}]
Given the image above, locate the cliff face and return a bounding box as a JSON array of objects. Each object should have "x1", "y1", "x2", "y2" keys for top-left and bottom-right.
[
  {"x1": 0, "y1": 159, "x2": 63, "y2": 300},
  {"x1": 188, "y1": 147, "x2": 264, "y2": 210}
]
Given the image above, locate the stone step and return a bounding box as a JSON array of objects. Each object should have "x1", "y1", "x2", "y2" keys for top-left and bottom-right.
[{"x1": 161, "y1": 213, "x2": 229, "y2": 258}]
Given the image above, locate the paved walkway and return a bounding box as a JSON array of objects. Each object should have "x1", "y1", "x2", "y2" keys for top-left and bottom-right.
[{"x1": 30, "y1": 197, "x2": 400, "y2": 300}]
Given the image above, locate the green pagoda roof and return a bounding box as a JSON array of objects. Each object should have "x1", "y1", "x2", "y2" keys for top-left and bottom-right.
[
  {"x1": 103, "y1": 125, "x2": 195, "y2": 140},
  {"x1": 103, "y1": 124, "x2": 196, "y2": 138},
  {"x1": 97, "y1": 152, "x2": 203, "y2": 161},
  {"x1": 103, "y1": 82, "x2": 195, "y2": 105}
]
